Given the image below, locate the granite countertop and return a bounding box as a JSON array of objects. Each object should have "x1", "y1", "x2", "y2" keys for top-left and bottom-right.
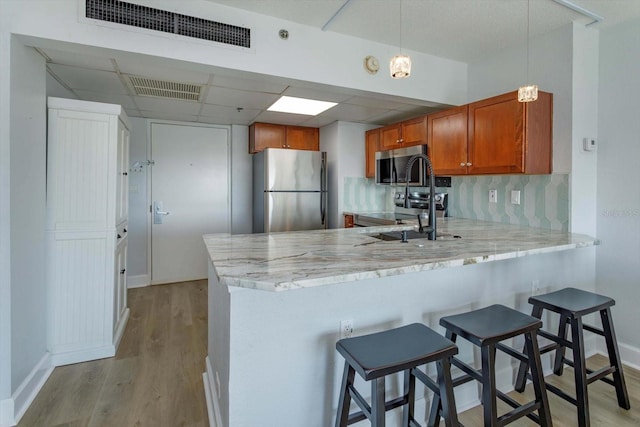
[{"x1": 203, "y1": 218, "x2": 597, "y2": 292}]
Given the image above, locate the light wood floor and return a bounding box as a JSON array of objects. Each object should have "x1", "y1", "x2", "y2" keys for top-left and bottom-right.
[
  {"x1": 19, "y1": 280, "x2": 209, "y2": 427},
  {"x1": 18, "y1": 281, "x2": 640, "y2": 426}
]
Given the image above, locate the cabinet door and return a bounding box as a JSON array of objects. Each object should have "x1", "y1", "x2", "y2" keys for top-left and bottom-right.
[
  {"x1": 365, "y1": 128, "x2": 380, "y2": 178},
  {"x1": 380, "y1": 124, "x2": 402, "y2": 150},
  {"x1": 400, "y1": 116, "x2": 427, "y2": 147},
  {"x1": 116, "y1": 120, "x2": 130, "y2": 225},
  {"x1": 428, "y1": 106, "x2": 469, "y2": 175},
  {"x1": 468, "y1": 92, "x2": 525, "y2": 174},
  {"x1": 114, "y1": 237, "x2": 127, "y2": 332},
  {"x1": 286, "y1": 126, "x2": 319, "y2": 151},
  {"x1": 249, "y1": 123, "x2": 286, "y2": 153}
]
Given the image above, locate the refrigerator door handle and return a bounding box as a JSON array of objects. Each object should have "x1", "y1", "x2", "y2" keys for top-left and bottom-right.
[{"x1": 321, "y1": 153, "x2": 327, "y2": 227}]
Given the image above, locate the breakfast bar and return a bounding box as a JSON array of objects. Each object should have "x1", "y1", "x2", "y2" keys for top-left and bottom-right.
[{"x1": 202, "y1": 219, "x2": 598, "y2": 427}]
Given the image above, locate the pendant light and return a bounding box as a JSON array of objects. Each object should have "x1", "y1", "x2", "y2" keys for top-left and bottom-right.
[
  {"x1": 518, "y1": 0, "x2": 538, "y2": 102},
  {"x1": 390, "y1": 0, "x2": 411, "y2": 78}
]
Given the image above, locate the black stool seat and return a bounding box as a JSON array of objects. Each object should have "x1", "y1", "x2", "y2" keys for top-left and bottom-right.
[
  {"x1": 515, "y1": 287, "x2": 630, "y2": 427},
  {"x1": 335, "y1": 323, "x2": 459, "y2": 427},
  {"x1": 430, "y1": 305, "x2": 552, "y2": 427}
]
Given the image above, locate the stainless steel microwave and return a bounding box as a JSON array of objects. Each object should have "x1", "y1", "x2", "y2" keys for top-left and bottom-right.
[{"x1": 375, "y1": 145, "x2": 428, "y2": 185}]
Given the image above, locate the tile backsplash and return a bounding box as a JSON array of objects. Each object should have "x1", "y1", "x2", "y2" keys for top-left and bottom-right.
[{"x1": 343, "y1": 174, "x2": 569, "y2": 231}]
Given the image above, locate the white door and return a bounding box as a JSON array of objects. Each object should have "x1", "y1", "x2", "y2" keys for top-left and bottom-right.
[{"x1": 150, "y1": 123, "x2": 229, "y2": 284}]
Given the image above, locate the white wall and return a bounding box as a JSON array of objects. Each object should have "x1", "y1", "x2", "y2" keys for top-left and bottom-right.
[
  {"x1": 321, "y1": 121, "x2": 378, "y2": 228},
  {"x1": 230, "y1": 125, "x2": 252, "y2": 235},
  {"x1": 596, "y1": 17, "x2": 640, "y2": 365}
]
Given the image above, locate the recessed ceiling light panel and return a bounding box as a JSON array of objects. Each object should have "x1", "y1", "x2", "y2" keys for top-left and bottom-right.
[{"x1": 267, "y1": 96, "x2": 337, "y2": 116}]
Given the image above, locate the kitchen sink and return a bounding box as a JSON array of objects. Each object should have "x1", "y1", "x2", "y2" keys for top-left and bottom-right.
[{"x1": 369, "y1": 230, "x2": 462, "y2": 241}]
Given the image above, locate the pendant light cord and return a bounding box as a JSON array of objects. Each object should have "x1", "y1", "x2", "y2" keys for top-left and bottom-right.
[{"x1": 526, "y1": 0, "x2": 530, "y2": 83}]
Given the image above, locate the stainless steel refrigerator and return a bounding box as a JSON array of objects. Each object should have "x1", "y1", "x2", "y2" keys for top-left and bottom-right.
[{"x1": 253, "y1": 148, "x2": 328, "y2": 233}]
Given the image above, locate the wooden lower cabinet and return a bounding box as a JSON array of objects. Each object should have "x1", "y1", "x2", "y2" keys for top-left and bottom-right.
[
  {"x1": 344, "y1": 214, "x2": 354, "y2": 228},
  {"x1": 365, "y1": 128, "x2": 380, "y2": 178},
  {"x1": 249, "y1": 122, "x2": 319, "y2": 153}
]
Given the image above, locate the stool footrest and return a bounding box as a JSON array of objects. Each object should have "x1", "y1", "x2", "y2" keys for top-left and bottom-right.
[
  {"x1": 451, "y1": 357, "x2": 483, "y2": 383},
  {"x1": 411, "y1": 368, "x2": 438, "y2": 394},
  {"x1": 586, "y1": 366, "x2": 616, "y2": 385},
  {"x1": 582, "y1": 323, "x2": 604, "y2": 336},
  {"x1": 496, "y1": 390, "x2": 541, "y2": 424},
  {"x1": 495, "y1": 342, "x2": 528, "y2": 363},
  {"x1": 538, "y1": 329, "x2": 572, "y2": 348},
  {"x1": 345, "y1": 387, "x2": 409, "y2": 425},
  {"x1": 496, "y1": 398, "x2": 541, "y2": 426}
]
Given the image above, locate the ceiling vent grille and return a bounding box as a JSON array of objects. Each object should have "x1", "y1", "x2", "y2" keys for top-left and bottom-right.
[
  {"x1": 128, "y1": 76, "x2": 203, "y2": 101},
  {"x1": 86, "y1": 0, "x2": 251, "y2": 48}
]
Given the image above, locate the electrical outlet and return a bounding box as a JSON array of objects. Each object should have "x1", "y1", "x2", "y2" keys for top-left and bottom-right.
[
  {"x1": 340, "y1": 319, "x2": 353, "y2": 339},
  {"x1": 511, "y1": 190, "x2": 521, "y2": 205},
  {"x1": 489, "y1": 189, "x2": 497, "y2": 203}
]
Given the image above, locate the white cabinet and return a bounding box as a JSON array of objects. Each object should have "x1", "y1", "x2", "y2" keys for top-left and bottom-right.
[{"x1": 46, "y1": 97, "x2": 130, "y2": 366}]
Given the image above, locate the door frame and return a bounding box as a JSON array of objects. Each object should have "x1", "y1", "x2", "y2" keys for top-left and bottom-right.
[{"x1": 145, "y1": 119, "x2": 231, "y2": 285}]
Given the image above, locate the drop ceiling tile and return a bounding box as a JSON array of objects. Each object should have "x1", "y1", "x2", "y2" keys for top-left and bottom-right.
[
  {"x1": 316, "y1": 103, "x2": 388, "y2": 122},
  {"x1": 115, "y1": 57, "x2": 212, "y2": 84},
  {"x1": 281, "y1": 86, "x2": 353, "y2": 103},
  {"x1": 73, "y1": 90, "x2": 137, "y2": 109},
  {"x1": 48, "y1": 64, "x2": 128, "y2": 94},
  {"x1": 133, "y1": 96, "x2": 201, "y2": 115},
  {"x1": 199, "y1": 104, "x2": 261, "y2": 125},
  {"x1": 298, "y1": 116, "x2": 338, "y2": 128},
  {"x1": 205, "y1": 86, "x2": 280, "y2": 110},
  {"x1": 211, "y1": 74, "x2": 287, "y2": 94},
  {"x1": 41, "y1": 48, "x2": 115, "y2": 71}
]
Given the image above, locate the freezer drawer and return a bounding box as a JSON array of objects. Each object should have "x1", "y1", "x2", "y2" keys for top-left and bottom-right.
[{"x1": 263, "y1": 192, "x2": 325, "y2": 233}]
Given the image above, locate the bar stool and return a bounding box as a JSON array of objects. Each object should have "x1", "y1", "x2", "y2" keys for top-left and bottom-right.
[
  {"x1": 335, "y1": 323, "x2": 459, "y2": 427},
  {"x1": 514, "y1": 287, "x2": 630, "y2": 427},
  {"x1": 429, "y1": 304, "x2": 552, "y2": 427}
]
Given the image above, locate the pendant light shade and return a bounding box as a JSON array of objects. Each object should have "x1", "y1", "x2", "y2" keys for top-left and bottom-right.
[
  {"x1": 390, "y1": 54, "x2": 411, "y2": 78},
  {"x1": 518, "y1": 0, "x2": 538, "y2": 102},
  {"x1": 390, "y1": 0, "x2": 411, "y2": 79}
]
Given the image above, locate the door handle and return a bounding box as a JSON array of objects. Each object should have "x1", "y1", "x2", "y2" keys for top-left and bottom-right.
[{"x1": 154, "y1": 201, "x2": 170, "y2": 224}]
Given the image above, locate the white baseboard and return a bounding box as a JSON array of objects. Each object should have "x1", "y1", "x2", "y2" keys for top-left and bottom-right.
[
  {"x1": 0, "y1": 398, "x2": 15, "y2": 427},
  {"x1": 127, "y1": 274, "x2": 150, "y2": 288},
  {"x1": 203, "y1": 357, "x2": 223, "y2": 427},
  {"x1": 50, "y1": 345, "x2": 114, "y2": 367},
  {"x1": 598, "y1": 340, "x2": 640, "y2": 370},
  {"x1": 9, "y1": 353, "x2": 53, "y2": 426}
]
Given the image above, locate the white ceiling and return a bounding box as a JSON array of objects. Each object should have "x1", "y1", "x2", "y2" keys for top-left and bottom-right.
[{"x1": 40, "y1": 0, "x2": 640, "y2": 127}]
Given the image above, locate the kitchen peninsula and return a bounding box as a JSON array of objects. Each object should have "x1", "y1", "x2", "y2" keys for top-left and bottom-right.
[{"x1": 203, "y1": 219, "x2": 597, "y2": 427}]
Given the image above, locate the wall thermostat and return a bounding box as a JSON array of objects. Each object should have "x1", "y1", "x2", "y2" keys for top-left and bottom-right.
[{"x1": 583, "y1": 137, "x2": 597, "y2": 152}]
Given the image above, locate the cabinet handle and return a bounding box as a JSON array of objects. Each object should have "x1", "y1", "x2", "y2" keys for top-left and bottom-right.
[
  {"x1": 117, "y1": 234, "x2": 122, "y2": 239},
  {"x1": 120, "y1": 269, "x2": 126, "y2": 274},
  {"x1": 466, "y1": 162, "x2": 472, "y2": 166},
  {"x1": 460, "y1": 162, "x2": 466, "y2": 167},
  {"x1": 122, "y1": 172, "x2": 128, "y2": 176},
  {"x1": 124, "y1": 228, "x2": 127, "y2": 233}
]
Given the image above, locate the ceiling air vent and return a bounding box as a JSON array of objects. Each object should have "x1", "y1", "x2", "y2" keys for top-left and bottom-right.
[
  {"x1": 86, "y1": 0, "x2": 251, "y2": 48},
  {"x1": 128, "y1": 76, "x2": 202, "y2": 101}
]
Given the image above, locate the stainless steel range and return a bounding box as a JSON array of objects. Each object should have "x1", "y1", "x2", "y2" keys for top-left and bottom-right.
[{"x1": 352, "y1": 192, "x2": 448, "y2": 227}]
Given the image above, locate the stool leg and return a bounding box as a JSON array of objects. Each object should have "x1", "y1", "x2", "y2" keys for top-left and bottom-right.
[
  {"x1": 403, "y1": 369, "x2": 416, "y2": 426},
  {"x1": 428, "y1": 331, "x2": 457, "y2": 427},
  {"x1": 371, "y1": 376, "x2": 386, "y2": 427},
  {"x1": 335, "y1": 362, "x2": 355, "y2": 427},
  {"x1": 570, "y1": 316, "x2": 590, "y2": 427},
  {"x1": 525, "y1": 330, "x2": 553, "y2": 427},
  {"x1": 553, "y1": 313, "x2": 570, "y2": 375},
  {"x1": 481, "y1": 344, "x2": 498, "y2": 427},
  {"x1": 437, "y1": 358, "x2": 459, "y2": 427},
  {"x1": 601, "y1": 308, "x2": 631, "y2": 410},
  {"x1": 515, "y1": 305, "x2": 543, "y2": 392}
]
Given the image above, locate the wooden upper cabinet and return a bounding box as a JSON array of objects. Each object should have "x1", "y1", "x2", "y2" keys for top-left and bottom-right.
[
  {"x1": 249, "y1": 122, "x2": 319, "y2": 153},
  {"x1": 285, "y1": 126, "x2": 319, "y2": 151},
  {"x1": 379, "y1": 116, "x2": 427, "y2": 150},
  {"x1": 365, "y1": 128, "x2": 380, "y2": 178},
  {"x1": 427, "y1": 105, "x2": 469, "y2": 175},
  {"x1": 467, "y1": 90, "x2": 552, "y2": 175}
]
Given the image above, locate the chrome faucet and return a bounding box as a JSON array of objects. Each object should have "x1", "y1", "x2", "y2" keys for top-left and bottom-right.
[{"x1": 404, "y1": 154, "x2": 437, "y2": 240}]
